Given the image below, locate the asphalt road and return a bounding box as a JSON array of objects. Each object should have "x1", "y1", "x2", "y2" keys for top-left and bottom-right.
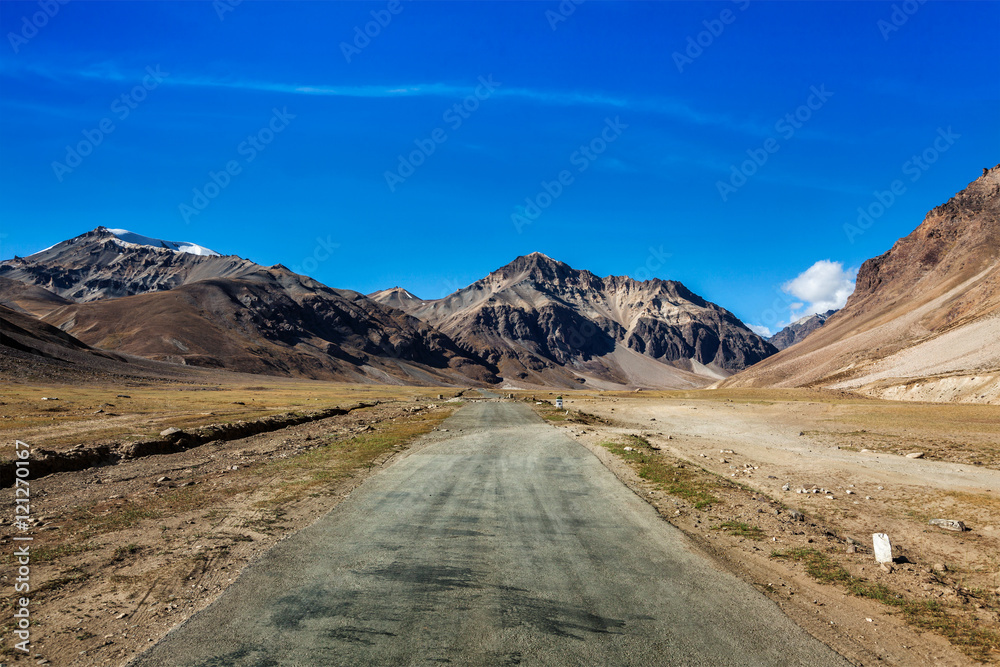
[{"x1": 131, "y1": 402, "x2": 849, "y2": 666}]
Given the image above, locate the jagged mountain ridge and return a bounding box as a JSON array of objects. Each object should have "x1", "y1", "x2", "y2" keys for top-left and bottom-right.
[
  {"x1": 769, "y1": 309, "x2": 837, "y2": 351},
  {"x1": 372, "y1": 253, "x2": 776, "y2": 389},
  {"x1": 2, "y1": 230, "x2": 775, "y2": 389},
  {"x1": 0, "y1": 227, "x2": 258, "y2": 302},
  {"x1": 725, "y1": 165, "x2": 1000, "y2": 403}
]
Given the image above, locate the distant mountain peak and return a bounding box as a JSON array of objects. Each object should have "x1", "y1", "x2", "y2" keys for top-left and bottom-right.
[
  {"x1": 98, "y1": 227, "x2": 221, "y2": 257},
  {"x1": 2, "y1": 227, "x2": 255, "y2": 302},
  {"x1": 770, "y1": 309, "x2": 837, "y2": 350}
]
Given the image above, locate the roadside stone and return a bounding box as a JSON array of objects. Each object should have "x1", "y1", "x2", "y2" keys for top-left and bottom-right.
[
  {"x1": 928, "y1": 519, "x2": 967, "y2": 532},
  {"x1": 788, "y1": 510, "x2": 805, "y2": 522},
  {"x1": 160, "y1": 427, "x2": 182, "y2": 437},
  {"x1": 906, "y1": 452, "x2": 924, "y2": 459},
  {"x1": 781, "y1": 483, "x2": 790, "y2": 491},
  {"x1": 872, "y1": 533, "x2": 893, "y2": 563}
]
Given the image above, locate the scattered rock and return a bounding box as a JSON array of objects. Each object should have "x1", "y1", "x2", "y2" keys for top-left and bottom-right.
[
  {"x1": 932, "y1": 563, "x2": 948, "y2": 573},
  {"x1": 781, "y1": 483, "x2": 790, "y2": 491},
  {"x1": 156, "y1": 476, "x2": 170, "y2": 483},
  {"x1": 117, "y1": 394, "x2": 131, "y2": 398},
  {"x1": 41, "y1": 397, "x2": 59, "y2": 401},
  {"x1": 159, "y1": 427, "x2": 182, "y2": 437},
  {"x1": 906, "y1": 452, "x2": 924, "y2": 459},
  {"x1": 928, "y1": 519, "x2": 967, "y2": 532},
  {"x1": 788, "y1": 510, "x2": 805, "y2": 522}
]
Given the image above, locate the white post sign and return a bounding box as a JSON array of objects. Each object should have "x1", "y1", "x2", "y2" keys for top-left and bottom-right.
[{"x1": 872, "y1": 533, "x2": 892, "y2": 563}]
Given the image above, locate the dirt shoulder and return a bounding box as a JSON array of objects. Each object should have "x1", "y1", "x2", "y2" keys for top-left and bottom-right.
[
  {"x1": 0, "y1": 398, "x2": 458, "y2": 666},
  {"x1": 527, "y1": 392, "x2": 1000, "y2": 665}
]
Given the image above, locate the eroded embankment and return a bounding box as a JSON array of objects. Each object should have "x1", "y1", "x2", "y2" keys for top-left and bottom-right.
[{"x1": 0, "y1": 402, "x2": 376, "y2": 485}]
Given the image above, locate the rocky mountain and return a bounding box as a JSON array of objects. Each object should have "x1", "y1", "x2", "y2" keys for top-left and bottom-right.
[
  {"x1": 0, "y1": 227, "x2": 259, "y2": 302},
  {"x1": 372, "y1": 253, "x2": 776, "y2": 389},
  {"x1": 0, "y1": 229, "x2": 499, "y2": 386},
  {"x1": 2, "y1": 229, "x2": 775, "y2": 389},
  {"x1": 769, "y1": 310, "x2": 837, "y2": 351},
  {"x1": 725, "y1": 165, "x2": 1000, "y2": 403}
]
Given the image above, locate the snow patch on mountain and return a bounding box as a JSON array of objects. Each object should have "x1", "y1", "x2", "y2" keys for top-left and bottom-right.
[{"x1": 106, "y1": 228, "x2": 220, "y2": 257}]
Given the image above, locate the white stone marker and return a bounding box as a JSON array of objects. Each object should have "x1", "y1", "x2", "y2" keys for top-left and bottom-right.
[{"x1": 872, "y1": 533, "x2": 893, "y2": 563}]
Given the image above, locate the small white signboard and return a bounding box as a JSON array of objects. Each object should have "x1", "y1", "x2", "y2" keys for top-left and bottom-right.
[
  {"x1": 555, "y1": 398, "x2": 563, "y2": 408},
  {"x1": 872, "y1": 533, "x2": 893, "y2": 563}
]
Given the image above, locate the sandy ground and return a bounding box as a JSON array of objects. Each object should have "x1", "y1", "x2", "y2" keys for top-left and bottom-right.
[
  {"x1": 537, "y1": 391, "x2": 1000, "y2": 665},
  {"x1": 2, "y1": 388, "x2": 998, "y2": 665}
]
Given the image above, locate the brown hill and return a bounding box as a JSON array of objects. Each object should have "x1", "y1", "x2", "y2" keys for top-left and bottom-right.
[
  {"x1": 372, "y1": 253, "x2": 775, "y2": 389},
  {"x1": 725, "y1": 165, "x2": 1000, "y2": 403},
  {"x1": 0, "y1": 304, "x2": 196, "y2": 383},
  {"x1": 16, "y1": 267, "x2": 499, "y2": 385},
  {"x1": 0, "y1": 230, "x2": 499, "y2": 386}
]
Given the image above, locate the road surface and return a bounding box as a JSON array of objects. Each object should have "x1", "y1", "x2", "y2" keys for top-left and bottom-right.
[{"x1": 131, "y1": 402, "x2": 849, "y2": 666}]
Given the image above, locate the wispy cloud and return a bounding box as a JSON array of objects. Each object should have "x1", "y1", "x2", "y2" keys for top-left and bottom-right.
[{"x1": 5, "y1": 60, "x2": 771, "y2": 135}]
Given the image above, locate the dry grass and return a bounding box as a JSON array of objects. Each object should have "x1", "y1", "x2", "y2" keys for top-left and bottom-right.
[
  {"x1": 26, "y1": 406, "x2": 456, "y2": 570},
  {"x1": 0, "y1": 380, "x2": 460, "y2": 455},
  {"x1": 600, "y1": 435, "x2": 722, "y2": 509},
  {"x1": 772, "y1": 547, "x2": 1000, "y2": 662},
  {"x1": 712, "y1": 520, "x2": 765, "y2": 540}
]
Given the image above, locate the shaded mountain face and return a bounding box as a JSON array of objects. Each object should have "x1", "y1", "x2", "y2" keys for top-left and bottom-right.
[
  {"x1": 725, "y1": 165, "x2": 1000, "y2": 404},
  {"x1": 0, "y1": 304, "x2": 187, "y2": 383},
  {"x1": 769, "y1": 310, "x2": 837, "y2": 351},
  {"x1": 0, "y1": 229, "x2": 499, "y2": 386},
  {"x1": 42, "y1": 268, "x2": 499, "y2": 384},
  {"x1": 372, "y1": 253, "x2": 776, "y2": 389}
]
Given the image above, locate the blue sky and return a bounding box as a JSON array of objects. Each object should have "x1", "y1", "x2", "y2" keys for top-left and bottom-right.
[{"x1": 1, "y1": 0, "x2": 997, "y2": 334}]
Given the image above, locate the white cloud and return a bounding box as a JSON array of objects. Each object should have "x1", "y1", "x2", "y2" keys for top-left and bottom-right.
[
  {"x1": 781, "y1": 260, "x2": 856, "y2": 323},
  {"x1": 747, "y1": 323, "x2": 773, "y2": 337}
]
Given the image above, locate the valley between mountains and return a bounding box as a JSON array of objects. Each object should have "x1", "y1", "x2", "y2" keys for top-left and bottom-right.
[
  {"x1": 3, "y1": 166, "x2": 998, "y2": 401},
  {"x1": 1, "y1": 167, "x2": 998, "y2": 667}
]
